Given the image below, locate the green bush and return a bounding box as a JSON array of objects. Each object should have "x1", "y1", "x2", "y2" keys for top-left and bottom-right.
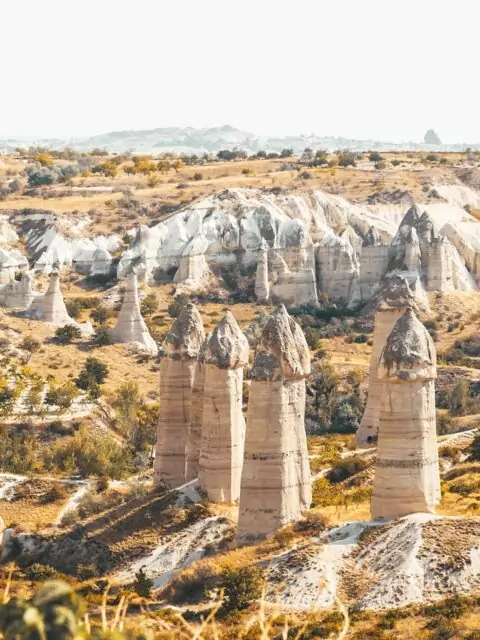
[
  {"x1": 167, "y1": 293, "x2": 190, "y2": 318},
  {"x1": 55, "y1": 324, "x2": 82, "y2": 344},
  {"x1": 219, "y1": 566, "x2": 264, "y2": 614},
  {"x1": 133, "y1": 567, "x2": 154, "y2": 598},
  {"x1": 327, "y1": 455, "x2": 369, "y2": 483}
]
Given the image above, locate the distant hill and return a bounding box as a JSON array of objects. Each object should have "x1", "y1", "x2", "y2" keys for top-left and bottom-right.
[{"x1": 0, "y1": 124, "x2": 478, "y2": 154}]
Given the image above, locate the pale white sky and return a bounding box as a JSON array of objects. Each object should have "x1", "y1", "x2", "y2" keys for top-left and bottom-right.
[{"x1": 1, "y1": 0, "x2": 479, "y2": 143}]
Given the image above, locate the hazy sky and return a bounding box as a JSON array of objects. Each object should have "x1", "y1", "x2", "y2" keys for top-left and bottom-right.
[{"x1": 1, "y1": 0, "x2": 479, "y2": 143}]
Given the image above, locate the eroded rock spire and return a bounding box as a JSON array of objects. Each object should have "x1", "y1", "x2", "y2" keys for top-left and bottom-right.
[
  {"x1": 371, "y1": 309, "x2": 440, "y2": 519},
  {"x1": 154, "y1": 303, "x2": 205, "y2": 488},
  {"x1": 237, "y1": 305, "x2": 311, "y2": 539}
]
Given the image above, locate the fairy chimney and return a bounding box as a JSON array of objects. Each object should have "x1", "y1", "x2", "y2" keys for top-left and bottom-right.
[
  {"x1": 371, "y1": 309, "x2": 440, "y2": 519},
  {"x1": 185, "y1": 333, "x2": 211, "y2": 482},
  {"x1": 154, "y1": 303, "x2": 205, "y2": 488},
  {"x1": 109, "y1": 273, "x2": 158, "y2": 355},
  {"x1": 24, "y1": 272, "x2": 74, "y2": 326},
  {"x1": 198, "y1": 313, "x2": 249, "y2": 502},
  {"x1": 237, "y1": 305, "x2": 312, "y2": 539},
  {"x1": 356, "y1": 275, "x2": 417, "y2": 446}
]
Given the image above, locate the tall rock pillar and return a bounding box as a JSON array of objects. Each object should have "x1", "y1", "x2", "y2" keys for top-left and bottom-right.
[
  {"x1": 371, "y1": 309, "x2": 440, "y2": 519},
  {"x1": 237, "y1": 305, "x2": 311, "y2": 540},
  {"x1": 198, "y1": 313, "x2": 249, "y2": 502},
  {"x1": 255, "y1": 241, "x2": 270, "y2": 303},
  {"x1": 185, "y1": 334, "x2": 211, "y2": 482},
  {"x1": 356, "y1": 276, "x2": 417, "y2": 447},
  {"x1": 154, "y1": 303, "x2": 205, "y2": 488}
]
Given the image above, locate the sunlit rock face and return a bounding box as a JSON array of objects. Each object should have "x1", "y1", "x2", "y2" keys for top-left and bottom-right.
[
  {"x1": 237, "y1": 305, "x2": 311, "y2": 540},
  {"x1": 198, "y1": 313, "x2": 249, "y2": 502},
  {"x1": 154, "y1": 304, "x2": 205, "y2": 489},
  {"x1": 371, "y1": 309, "x2": 440, "y2": 520}
]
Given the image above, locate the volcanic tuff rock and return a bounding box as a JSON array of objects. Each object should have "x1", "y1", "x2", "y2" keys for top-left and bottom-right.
[
  {"x1": 198, "y1": 313, "x2": 249, "y2": 502},
  {"x1": 108, "y1": 273, "x2": 158, "y2": 355},
  {"x1": 371, "y1": 309, "x2": 440, "y2": 519},
  {"x1": 23, "y1": 273, "x2": 80, "y2": 328},
  {"x1": 154, "y1": 304, "x2": 205, "y2": 488},
  {"x1": 185, "y1": 334, "x2": 211, "y2": 482},
  {"x1": 254, "y1": 240, "x2": 270, "y2": 302},
  {"x1": 238, "y1": 305, "x2": 311, "y2": 539},
  {"x1": 356, "y1": 276, "x2": 418, "y2": 446},
  {"x1": 0, "y1": 272, "x2": 35, "y2": 309}
]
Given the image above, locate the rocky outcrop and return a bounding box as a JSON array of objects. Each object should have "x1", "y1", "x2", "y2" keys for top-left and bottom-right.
[
  {"x1": 358, "y1": 227, "x2": 390, "y2": 302},
  {"x1": 0, "y1": 272, "x2": 35, "y2": 309},
  {"x1": 154, "y1": 304, "x2": 205, "y2": 488},
  {"x1": 371, "y1": 309, "x2": 440, "y2": 519},
  {"x1": 173, "y1": 235, "x2": 210, "y2": 289},
  {"x1": 198, "y1": 313, "x2": 249, "y2": 502},
  {"x1": 316, "y1": 234, "x2": 360, "y2": 304},
  {"x1": 23, "y1": 273, "x2": 77, "y2": 327},
  {"x1": 356, "y1": 276, "x2": 417, "y2": 446},
  {"x1": 255, "y1": 241, "x2": 270, "y2": 302},
  {"x1": 185, "y1": 334, "x2": 210, "y2": 482},
  {"x1": 237, "y1": 305, "x2": 311, "y2": 539},
  {"x1": 108, "y1": 273, "x2": 158, "y2": 355}
]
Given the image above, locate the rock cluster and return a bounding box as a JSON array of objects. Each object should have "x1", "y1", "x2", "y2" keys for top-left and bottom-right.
[
  {"x1": 154, "y1": 304, "x2": 205, "y2": 488},
  {"x1": 371, "y1": 309, "x2": 440, "y2": 519},
  {"x1": 0, "y1": 272, "x2": 35, "y2": 309},
  {"x1": 254, "y1": 240, "x2": 270, "y2": 302},
  {"x1": 237, "y1": 305, "x2": 312, "y2": 540},
  {"x1": 356, "y1": 276, "x2": 418, "y2": 446},
  {"x1": 198, "y1": 312, "x2": 249, "y2": 502},
  {"x1": 108, "y1": 273, "x2": 158, "y2": 355}
]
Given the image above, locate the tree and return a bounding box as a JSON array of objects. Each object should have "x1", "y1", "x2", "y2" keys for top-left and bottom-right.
[
  {"x1": 219, "y1": 566, "x2": 264, "y2": 613},
  {"x1": 167, "y1": 293, "x2": 190, "y2": 318},
  {"x1": 280, "y1": 148, "x2": 293, "y2": 157},
  {"x1": 113, "y1": 381, "x2": 140, "y2": 442},
  {"x1": 20, "y1": 336, "x2": 41, "y2": 362},
  {"x1": 337, "y1": 151, "x2": 356, "y2": 167},
  {"x1": 75, "y1": 358, "x2": 109, "y2": 398},
  {"x1": 140, "y1": 294, "x2": 158, "y2": 317},
  {"x1": 308, "y1": 359, "x2": 341, "y2": 429},
  {"x1": 55, "y1": 324, "x2": 82, "y2": 344},
  {"x1": 45, "y1": 382, "x2": 78, "y2": 412},
  {"x1": 133, "y1": 567, "x2": 153, "y2": 598},
  {"x1": 368, "y1": 151, "x2": 382, "y2": 163},
  {"x1": 36, "y1": 152, "x2": 54, "y2": 166},
  {"x1": 90, "y1": 307, "x2": 111, "y2": 325}
]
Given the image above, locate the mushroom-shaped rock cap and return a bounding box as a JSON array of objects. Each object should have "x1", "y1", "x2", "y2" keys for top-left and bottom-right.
[
  {"x1": 251, "y1": 305, "x2": 308, "y2": 381},
  {"x1": 400, "y1": 204, "x2": 422, "y2": 228},
  {"x1": 377, "y1": 275, "x2": 418, "y2": 312},
  {"x1": 416, "y1": 211, "x2": 439, "y2": 242},
  {"x1": 204, "y1": 312, "x2": 249, "y2": 369},
  {"x1": 378, "y1": 309, "x2": 436, "y2": 382},
  {"x1": 363, "y1": 226, "x2": 382, "y2": 247},
  {"x1": 163, "y1": 303, "x2": 205, "y2": 359}
]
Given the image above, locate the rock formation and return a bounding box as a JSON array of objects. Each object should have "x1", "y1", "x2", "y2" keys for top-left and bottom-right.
[
  {"x1": 108, "y1": 273, "x2": 158, "y2": 355},
  {"x1": 424, "y1": 129, "x2": 442, "y2": 145},
  {"x1": 173, "y1": 235, "x2": 210, "y2": 289},
  {"x1": 24, "y1": 273, "x2": 76, "y2": 327},
  {"x1": 237, "y1": 305, "x2": 311, "y2": 539},
  {"x1": 154, "y1": 303, "x2": 205, "y2": 488},
  {"x1": 358, "y1": 227, "x2": 390, "y2": 302},
  {"x1": 356, "y1": 276, "x2": 417, "y2": 446},
  {"x1": 255, "y1": 241, "x2": 270, "y2": 302},
  {"x1": 185, "y1": 334, "x2": 210, "y2": 482},
  {"x1": 316, "y1": 234, "x2": 360, "y2": 303},
  {"x1": 0, "y1": 272, "x2": 35, "y2": 309},
  {"x1": 198, "y1": 313, "x2": 249, "y2": 502},
  {"x1": 371, "y1": 308, "x2": 440, "y2": 519}
]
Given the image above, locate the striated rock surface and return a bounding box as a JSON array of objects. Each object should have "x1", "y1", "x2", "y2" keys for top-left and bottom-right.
[
  {"x1": 356, "y1": 276, "x2": 417, "y2": 446},
  {"x1": 371, "y1": 309, "x2": 440, "y2": 519},
  {"x1": 185, "y1": 334, "x2": 211, "y2": 482},
  {"x1": 238, "y1": 305, "x2": 311, "y2": 539},
  {"x1": 198, "y1": 313, "x2": 249, "y2": 502},
  {"x1": 108, "y1": 273, "x2": 158, "y2": 355},
  {"x1": 358, "y1": 227, "x2": 390, "y2": 301},
  {"x1": 154, "y1": 304, "x2": 205, "y2": 488}
]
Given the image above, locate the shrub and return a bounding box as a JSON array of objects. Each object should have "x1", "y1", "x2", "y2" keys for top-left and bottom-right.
[
  {"x1": 20, "y1": 336, "x2": 41, "y2": 360},
  {"x1": 369, "y1": 151, "x2": 383, "y2": 162},
  {"x1": 192, "y1": 172, "x2": 203, "y2": 181},
  {"x1": 24, "y1": 563, "x2": 57, "y2": 581},
  {"x1": 327, "y1": 455, "x2": 369, "y2": 483},
  {"x1": 140, "y1": 293, "x2": 158, "y2": 317},
  {"x1": 133, "y1": 567, "x2": 154, "y2": 598},
  {"x1": 90, "y1": 307, "x2": 111, "y2": 325},
  {"x1": 75, "y1": 358, "x2": 109, "y2": 398},
  {"x1": 167, "y1": 293, "x2": 190, "y2": 318},
  {"x1": 42, "y1": 482, "x2": 70, "y2": 503},
  {"x1": 45, "y1": 382, "x2": 78, "y2": 412},
  {"x1": 55, "y1": 324, "x2": 82, "y2": 344},
  {"x1": 219, "y1": 566, "x2": 264, "y2": 613}
]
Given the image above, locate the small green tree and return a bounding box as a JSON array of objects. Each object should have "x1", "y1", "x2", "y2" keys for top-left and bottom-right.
[
  {"x1": 368, "y1": 151, "x2": 382, "y2": 162},
  {"x1": 55, "y1": 324, "x2": 82, "y2": 344},
  {"x1": 75, "y1": 358, "x2": 109, "y2": 398},
  {"x1": 90, "y1": 307, "x2": 111, "y2": 325},
  {"x1": 167, "y1": 293, "x2": 190, "y2": 318},
  {"x1": 45, "y1": 382, "x2": 78, "y2": 412},
  {"x1": 140, "y1": 294, "x2": 158, "y2": 317},
  {"x1": 133, "y1": 567, "x2": 153, "y2": 598},
  {"x1": 219, "y1": 566, "x2": 264, "y2": 613}
]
